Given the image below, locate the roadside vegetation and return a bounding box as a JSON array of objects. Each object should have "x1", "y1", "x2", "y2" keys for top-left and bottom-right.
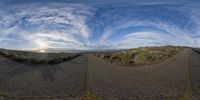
[
  {"x1": 95, "y1": 46, "x2": 183, "y2": 66},
  {"x1": 192, "y1": 48, "x2": 200, "y2": 54},
  {"x1": 0, "y1": 49, "x2": 81, "y2": 65}
]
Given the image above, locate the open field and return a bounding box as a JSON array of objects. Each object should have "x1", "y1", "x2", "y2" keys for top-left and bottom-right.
[{"x1": 0, "y1": 46, "x2": 200, "y2": 99}]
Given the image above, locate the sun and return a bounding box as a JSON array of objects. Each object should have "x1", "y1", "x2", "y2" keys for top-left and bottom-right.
[
  {"x1": 37, "y1": 41, "x2": 48, "y2": 49},
  {"x1": 39, "y1": 50, "x2": 46, "y2": 53},
  {"x1": 35, "y1": 39, "x2": 49, "y2": 52}
]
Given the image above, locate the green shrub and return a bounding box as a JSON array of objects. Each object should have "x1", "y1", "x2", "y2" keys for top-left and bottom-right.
[
  {"x1": 30, "y1": 57, "x2": 40, "y2": 63},
  {"x1": 138, "y1": 51, "x2": 148, "y2": 61},
  {"x1": 14, "y1": 55, "x2": 27, "y2": 62},
  {"x1": 0, "y1": 51, "x2": 10, "y2": 56},
  {"x1": 96, "y1": 46, "x2": 182, "y2": 66},
  {"x1": 7, "y1": 53, "x2": 16, "y2": 58},
  {"x1": 39, "y1": 59, "x2": 48, "y2": 63}
]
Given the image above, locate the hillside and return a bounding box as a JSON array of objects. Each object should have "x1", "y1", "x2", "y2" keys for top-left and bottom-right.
[{"x1": 94, "y1": 46, "x2": 183, "y2": 66}]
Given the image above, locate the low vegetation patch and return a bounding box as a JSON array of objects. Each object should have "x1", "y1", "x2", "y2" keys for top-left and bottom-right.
[
  {"x1": 192, "y1": 48, "x2": 200, "y2": 54},
  {"x1": 95, "y1": 46, "x2": 183, "y2": 66},
  {"x1": 0, "y1": 49, "x2": 81, "y2": 65}
]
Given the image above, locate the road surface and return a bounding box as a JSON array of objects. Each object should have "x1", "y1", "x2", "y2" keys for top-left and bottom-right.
[
  {"x1": 0, "y1": 55, "x2": 88, "y2": 98},
  {"x1": 0, "y1": 49, "x2": 200, "y2": 100}
]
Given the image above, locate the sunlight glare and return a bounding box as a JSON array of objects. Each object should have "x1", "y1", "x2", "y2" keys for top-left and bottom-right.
[{"x1": 39, "y1": 50, "x2": 45, "y2": 53}]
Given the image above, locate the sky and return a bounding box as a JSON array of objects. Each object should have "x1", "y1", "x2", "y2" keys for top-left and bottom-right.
[{"x1": 0, "y1": 0, "x2": 200, "y2": 50}]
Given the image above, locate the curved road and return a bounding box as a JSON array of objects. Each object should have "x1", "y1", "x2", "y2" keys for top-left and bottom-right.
[
  {"x1": 88, "y1": 49, "x2": 189, "y2": 100},
  {"x1": 0, "y1": 49, "x2": 200, "y2": 100},
  {"x1": 0, "y1": 55, "x2": 88, "y2": 98}
]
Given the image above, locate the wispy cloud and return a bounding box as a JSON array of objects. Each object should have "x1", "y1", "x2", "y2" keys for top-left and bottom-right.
[
  {"x1": 117, "y1": 31, "x2": 187, "y2": 48},
  {"x1": 0, "y1": 3, "x2": 200, "y2": 50},
  {"x1": 0, "y1": 3, "x2": 95, "y2": 50},
  {"x1": 98, "y1": 3, "x2": 200, "y2": 48}
]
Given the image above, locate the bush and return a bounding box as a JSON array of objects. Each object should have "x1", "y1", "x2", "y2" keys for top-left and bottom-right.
[
  {"x1": 48, "y1": 58, "x2": 60, "y2": 64},
  {"x1": 31, "y1": 57, "x2": 40, "y2": 64},
  {"x1": 8, "y1": 53, "x2": 16, "y2": 58},
  {"x1": 62, "y1": 57, "x2": 69, "y2": 61},
  {"x1": 138, "y1": 51, "x2": 148, "y2": 61},
  {"x1": 39, "y1": 59, "x2": 48, "y2": 63},
  {"x1": 14, "y1": 55, "x2": 28, "y2": 62},
  {"x1": 0, "y1": 49, "x2": 80, "y2": 65},
  {"x1": 96, "y1": 46, "x2": 183, "y2": 66},
  {"x1": 0, "y1": 51, "x2": 10, "y2": 57}
]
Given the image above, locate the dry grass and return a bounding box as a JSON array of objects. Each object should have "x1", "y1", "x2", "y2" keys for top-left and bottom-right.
[{"x1": 82, "y1": 90, "x2": 99, "y2": 100}]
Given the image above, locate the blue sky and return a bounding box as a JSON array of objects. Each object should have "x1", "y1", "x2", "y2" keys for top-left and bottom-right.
[{"x1": 0, "y1": 0, "x2": 200, "y2": 50}]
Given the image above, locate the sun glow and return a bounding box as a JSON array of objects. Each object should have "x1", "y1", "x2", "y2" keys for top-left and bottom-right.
[
  {"x1": 37, "y1": 41, "x2": 48, "y2": 49},
  {"x1": 35, "y1": 40, "x2": 48, "y2": 53},
  {"x1": 34, "y1": 39, "x2": 49, "y2": 51},
  {"x1": 39, "y1": 50, "x2": 46, "y2": 53}
]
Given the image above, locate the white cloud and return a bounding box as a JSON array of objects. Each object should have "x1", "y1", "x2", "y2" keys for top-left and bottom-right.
[
  {"x1": 0, "y1": 3, "x2": 95, "y2": 50},
  {"x1": 117, "y1": 31, "x2": 187, "y2": 49},
  {"x1": 99, "y1": 19, "x2": 200, "y2": 48},
  {"x1": 0, "y1": 3, "x2": 200, "y2": 50},
  {"x1": 26, "y1": 31, "x2": 85, "y2": 49},
  {"x1": 97, "y1": 3, "x2": 200, "y2": 48}
]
